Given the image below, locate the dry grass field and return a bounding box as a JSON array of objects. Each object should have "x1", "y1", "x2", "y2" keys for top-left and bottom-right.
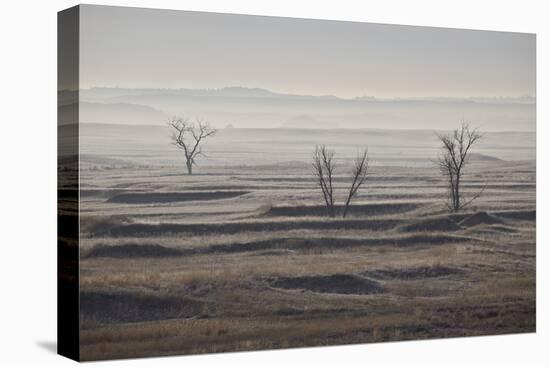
[{"x1": 76, "y1": 124, "x2": 535, "y2": 360}]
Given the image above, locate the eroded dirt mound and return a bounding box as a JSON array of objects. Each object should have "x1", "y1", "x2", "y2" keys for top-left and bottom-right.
[
  {"x1": 88, "y1": 218, "x2": 400, "y2": 237},
  {"x1": 270, "y1": 274, "x2": 384, "y2": 295},
  {"x1": 493, "y1": 209, "x2": 535, "y2": 221},
  {"x1": 84, "y1": 234, "x2": 467, "y2": 259},
  {"x1": 363, "y1": 266, "x2": 464, "y2": 280},
  {"x1": 263, "y1": 203, "x2": 420, "y2": 218},
  {"x1": 211, "y1": 234, "x2": 462, "y2": 254},
  {"x1": 107, "y1": 191, "x2": 249, "y2": 204},
  {"x1": 400, "y1": 217, "x2": 462, "y2": 232},
  {"x1": 460, "y1": 212, "x2": 504, "y2": 227},
  {"x1": 84, "y1": 244, "x2": 183, "y2": 258},
  {"x1": 80, "y1": 290, "x2": 205, "y2": 325}
]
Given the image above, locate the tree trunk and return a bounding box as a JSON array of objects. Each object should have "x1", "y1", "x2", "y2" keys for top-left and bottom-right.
[
  {"x1": 342, "y1": 197, "x2": 352, "y2": 218},
  {"x1": 186, "y1": 160, "x2": 193, "y2": 175},
  {"x1": 454, "y1": 173, "x2": 460, "y2": 211}
]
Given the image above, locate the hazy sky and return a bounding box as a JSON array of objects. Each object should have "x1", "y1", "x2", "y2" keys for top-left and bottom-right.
[{"x1": 80, "y1": 5, "x2": 535, "y2": 99}]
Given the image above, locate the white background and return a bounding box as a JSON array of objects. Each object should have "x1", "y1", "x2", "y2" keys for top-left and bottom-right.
[{"x1": 0, "y1": 0, "x2": 547, "y2": 365}]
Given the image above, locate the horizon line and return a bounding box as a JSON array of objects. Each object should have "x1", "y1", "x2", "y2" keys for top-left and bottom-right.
[{"x1": 75, "y1": 85, "x2": 537, "y2": 102}]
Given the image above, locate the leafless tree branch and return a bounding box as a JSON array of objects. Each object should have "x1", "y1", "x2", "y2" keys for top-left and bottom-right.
[
  {"x1": 343, "y1": 149, "x2": 369, "y2": 218},
  {"x1": 312, "y1": 145, "x2": 336, "y2": 217},
  {"x1": 169, "y1": 117, "x2": 217, "y2": 174},
  {"x1": 437, "y1": 122, "x2": 483, "y2": 211}
]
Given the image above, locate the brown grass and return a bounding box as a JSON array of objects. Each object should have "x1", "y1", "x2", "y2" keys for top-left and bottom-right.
[{"x1": 78, "y1": 158, "x2": 536, "y2": 360}]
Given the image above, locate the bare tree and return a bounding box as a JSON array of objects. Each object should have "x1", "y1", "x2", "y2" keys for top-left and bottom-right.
[
  {"x1": 170, "y1": 117, "x2": 217, "y2": 175},
  {"x1": 342, "y1": 149, "x2": 369, "y2": 218},
  {"x1": 312, "y1": 145, "x2": 336, "y2": 217},
  {"x1": 437, "y1": 123, "x2": 483, "y2": 211}
]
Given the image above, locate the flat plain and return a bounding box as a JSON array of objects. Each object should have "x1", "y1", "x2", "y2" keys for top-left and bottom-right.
[{"x1": 74, "y1": 124, "x2": 536, "y2": 360}]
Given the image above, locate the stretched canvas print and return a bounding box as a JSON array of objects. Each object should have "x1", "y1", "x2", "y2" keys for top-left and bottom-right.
[{"x1": 58, "y1": 5, "x2": 536, "y2": 361}]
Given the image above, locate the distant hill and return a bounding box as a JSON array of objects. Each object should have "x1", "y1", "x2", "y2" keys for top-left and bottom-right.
[
  {"x1": 78, "y1": 87, "x2": 536, "y2": 131},
  {"x1": 81, "y1": 87, "x2": 535, "y2": 105},
  {"x1": 80, "y1": 86, "x2": 340, "y2": 101},
  {"x1": 80, "y1": 102, "x2": 169, "y2": 125}
]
